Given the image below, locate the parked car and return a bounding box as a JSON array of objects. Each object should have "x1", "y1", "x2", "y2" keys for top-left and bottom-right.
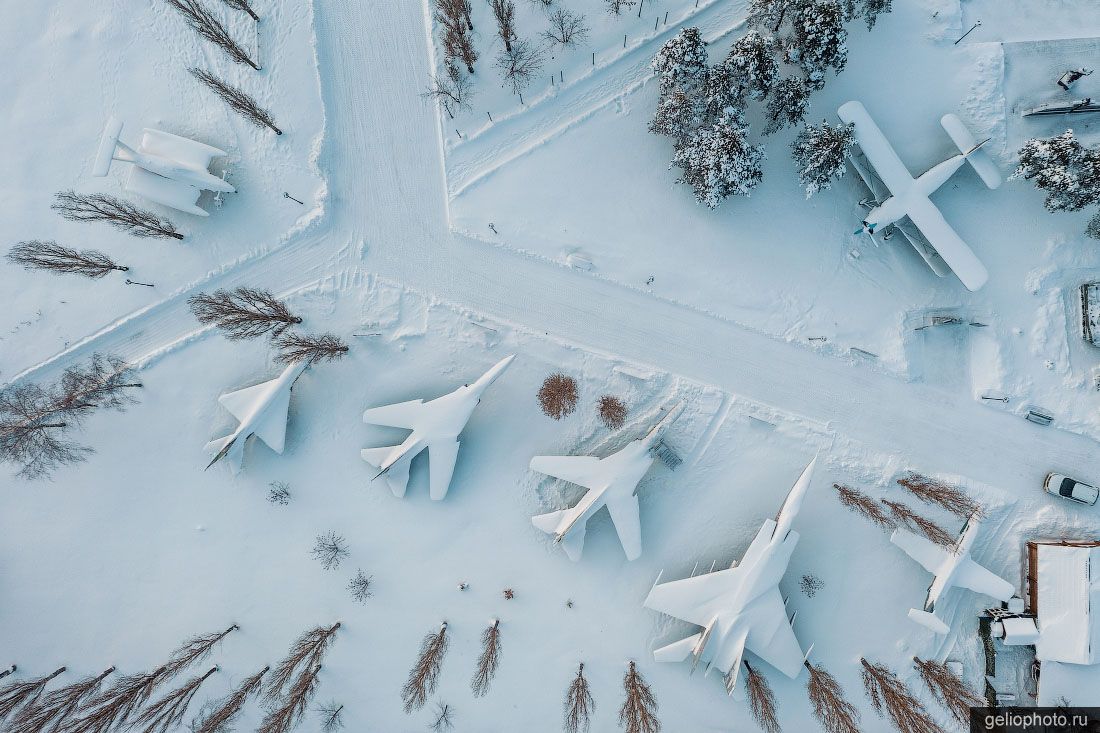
[{"x1": 1044, "y1": 473, "x2": 1100, "y2": 505}]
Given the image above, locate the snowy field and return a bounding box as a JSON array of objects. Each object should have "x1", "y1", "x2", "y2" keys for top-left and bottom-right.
[{"x1": 3, "y1": 0, "x2": 1100, "y2": 731}]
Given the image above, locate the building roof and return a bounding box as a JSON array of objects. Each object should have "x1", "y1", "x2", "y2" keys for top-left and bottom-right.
[
  {"x1": 1037, "y1": 661, "x2": 1100, "y2": 707},
  {"x1": 1033, "y1": 543, "x2": 1100, "y2": 664}
]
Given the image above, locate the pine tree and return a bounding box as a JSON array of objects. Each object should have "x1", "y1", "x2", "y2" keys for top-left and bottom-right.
[
  {"x1": 563, "y1": 663, "x2": 595, "y2": 733},
  {"x1": 652, "y1": 28, "x2": 709, "y2": 94},
  {"x1": 763, "y1": 77, "x2": 810, "y2": 135},
  {"x1": 748, "y1": 0, "x2": 794, "y2": 33},
  {"x1": 791, "y1": 120, "x2": 855, "y2": 196},
  {"x1": 724, "y1": 31, "x2": 779, "y2": 101},
  {"x1": 7, "y1": 241, "x2": 128, "y2": 279},
  {"x1": 787, "y1": 0, "x2": 848, "y2": 89},
  {"x1": 649, "y1": 86, "x2": 703, "y2": 143},
  {"x1": 844, "y1": 0, "x2": 892, "y2": 29},
  {"x1": 860, "y1": 658, "x2": 946, "y2": 733},
  {"x1": 805, "y1": 662, "x2": 860, "y2": 733},
  {"x1": 1088, "y1": 210, "x2": 1100, "y2": 240},
  {"x1": 913, "y1": 657, "x2": 982, "y2": 725},
  {"x1": 672, "y1": 108, "x2": 765, "y2": 209},
  {"x1": 1012, "y1": 130, "x2": 1100, "y2": 213},
  {"x1": 618, "y1": 662, "x2": 660, "y2": 733}
]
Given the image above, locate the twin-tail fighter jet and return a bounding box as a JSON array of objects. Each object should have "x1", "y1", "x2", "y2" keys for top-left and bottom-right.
[
  {"x1": 360, "y1": 355, "x2": 515, "y2": 500},
  {"x1": 529, "y1": 402, "x2": 685, "y2": 562},
  {"x1": 643, "y1": 458, "x2": 817, "y2": 693}
]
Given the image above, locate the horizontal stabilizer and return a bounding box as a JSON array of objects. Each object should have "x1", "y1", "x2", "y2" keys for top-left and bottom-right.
[
  {"x1": 93, "y1": 117, "x2": 124, "y2": 177},
  {"x1": 532, "y1": 509, "x2": 567, "y2": 534},
  {"x1": 908, "y1": 608, "x2": 950, "y2": 635},
  {"x1": 360, "y1": 445, "x2": 395, "y2": 469},
  {"x1": 653, "y1": 633, "x2": 702, "y2": 663},
  {"x1": 378, "y1": 455, "x2": 411, "y2": 498},
  {"x1": 560, "y1": 524, "x2": 587, "y2": 561},
  {"x1": 940, "y1": 113, "x2": 1002, "y2": 189},
  {"x1": 204, "y1": 434, "x2": 245, "y2": 475}
]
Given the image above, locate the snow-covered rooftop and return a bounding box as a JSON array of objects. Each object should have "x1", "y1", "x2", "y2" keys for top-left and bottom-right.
[
  {"x1": 1033, "y1": 542, "x2": 1100, "y2": 664},
  {"x1": 1037, "y1": 661, "x2": 1100, "y2": 707}
]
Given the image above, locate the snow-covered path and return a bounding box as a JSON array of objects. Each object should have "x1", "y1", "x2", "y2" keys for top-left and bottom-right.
[{"x1": 9, "y1": 0, "x2": 1098, "y2": 499}]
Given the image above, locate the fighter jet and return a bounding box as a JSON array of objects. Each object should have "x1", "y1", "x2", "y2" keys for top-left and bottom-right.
[
  {"x1": 360, "y1": 355, "x2": 515, "y2": 500},
  {"x1": 643, "y1": 459, "x2": 817, "y2": 693},
  {"x1": 529, "y1": 403, "x2": 685, "y2": 562},
  {"x1": 890, "y1": 514, "x2": 1014, "y2": 634},
  {"x1": 205, "y1": 361, "x2": 307, "y2": 474}
]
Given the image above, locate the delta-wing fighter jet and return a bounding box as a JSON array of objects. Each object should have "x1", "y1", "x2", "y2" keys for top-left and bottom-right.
[
  {"x1": 643, "y1": 459, "x2": 817, "y2": 693},
  {"x1": 529, "y1": 403, "x2": 685, "y2": 562},
  {"x1": 360, "y1": 355, "x2": 515, "y2": 500},
  {"x1": 205, "y1": 361, "x2": 307, "y2": 474},
  {"x1": 891, "y1": 515, "x2": 1014, "y2": 634}
]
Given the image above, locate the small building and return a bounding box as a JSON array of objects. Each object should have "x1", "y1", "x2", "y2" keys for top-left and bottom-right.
[{"x1": 1026, "y1": 540, "x2": 1100, "y2": 705}]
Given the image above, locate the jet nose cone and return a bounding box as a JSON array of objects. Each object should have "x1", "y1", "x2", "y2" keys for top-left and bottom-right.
[{"x1": 475, "y1": 354, "x2": 516, "y2": 390}]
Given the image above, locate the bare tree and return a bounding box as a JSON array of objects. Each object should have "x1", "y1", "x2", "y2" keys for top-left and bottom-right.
[
  {"x1": 267, "y1": 623, "x2": 341, "y2": 702},
  {"x1": 52, "y1": 191, "x2": 183, "y2": 240},
  {"x1": 0, "y1": 667, "x2": 14, "y2": 681},
  {"x1": 274, "y1": 332, "x2": 349, "y2": 365},
  {"x1": 188, "y1": 287, "x2": 301, "y2": 340},
  {"x1": 166, "y1": 0, "x2": 260, "y2": 70},
  {"x1": 8, "y1": 241, "x2": 128, "y2": 279},
  {"x1": 219, "y1": 0, "x2": 258, "y2": 21},
  {"x1": 913, "y1": 657, "x2": 982, "y2": 725},
  {"x1": 56, "y1": 353, "x2": 143, "y2": 420},
  {"x1": 744, "y1": 660, "x2": 780, "y2": 733},
  {"x1": 436, "y1": 0, "x2": 477, "y2": 73},
  {"x1": 402, "y1": 622, "x2": 450, "y2": 713},
  {"x1": 194, "y1": 666, "x2": 267, "y2": 733},
  {"x1": 834, "y1": 483, "x2": 895, "y2": 530},
  {"x1": 563, "y1": 662, "x2": 594, "y2": 733},
  {"x1": 0, "y1": 667, "x2": 66, "y2": 723},
  {"x1": 133, "y1": 666, "x2": 218, "y2": 733},
  {"x1": 805, "y1": 662, "x2": 860, "y2": 733},
  {"x1": 604, "y1": 0, "x2": 638, "y2": 15},
  {"x1": 311, "y1": 532, "x2": 349, "y2": 571},
  {"x1": 619, "y1": 662, "x2": 660, "y2": 733},
  {"x1": 489, "y1": 0, "x2": 517, "y2": 51},
  {"x1": 543, "y1": 8, "x2": 589, "y2": 49},
  {"x1": 268, "y1": 481, "x2": 292, "y2": 505},
  {"x1": 495, "y1": 38, "x2": 545, "y2": 95},
  {"x1": 258, "y1": 664, "x2": 321, "y2": 733},
  {"x1": 66, "y1": 669, "x2": 173, "y2": 733},
  {"x1": 860, "y1": 658, "x2": 946, "y2": 733},
  {"x1": 897, "y1": 472, "x2": 982, "y2": 519},
  {"x1": 471, "y1": 620, "x2": 502, "y2": 697},
  {"x1": 429, "y1": 701, "x2": 455, "y2": 731},
  {"x1": 539, "y1": 373, "x2": 578, "y2": 419},
  {"x1": 882, "y1": 501, "x2": 955, "y2": 549},
  {"x1": 424, "y1": 65, "x2": 475, "y2": 119},
  {"x1": 348, "y1": 569, "x2": 372, "y2": 603},
  {"x1": 316, "y1": 700, "x2": 344, "y2": 732},
  {"x1": 163, "y1": 626, "x2": 238, "y2": 679},
  {"x1": 598, "y1": 395, "x2": 627, "y2": 430},
  {"x1": 9, "y1": 667, "x2": 114, "y2": 733},
  {"x1": 189, "y1": 68, "x2": 281, "y2": 134}
]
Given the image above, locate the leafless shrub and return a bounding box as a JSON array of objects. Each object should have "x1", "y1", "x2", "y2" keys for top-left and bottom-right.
[
  {"x1": 348, "y1": 569, "x2": 372, "y2": 603},
  {"x1": 266, "y1": 623, "x2": 341, "y2": 702},
  {"x1": 258, "y1": 664, "x2": 321, "y2": 733},
  {"x1": 52, "y1": 191, "x2": 182, "y2": 240},
  {"x1": 133, "y1": 666, "x2": 218, "y2": 733},
  {"x1": 496, "y1": 38, "x2": 545, "y2": 95},
  {"x1": 539, "y1": 373, "x2": 578, "y2": 419},
  {"x1": 605, "y1": 0, "x2": 637, "y2": 15},
  {"x1": 597, "y1": 395, "x2": 627, "y2": 430},
  {"x1": 8, "y1": 241, "x2": 128, "y2": 279},
  {"x1": 471, "y1": 620, "x2": 502, "y2": 697},
  {"x1": 424, "y1": 65, "x2": 474, "y2": 119},
  {"x1": 882, "y1": 500, "x2": 955, "y2": 549},
  {"x1": 563, "y1": 662, "x2": 594, "y2": 733},
  {"x1": 166, "y1": 0, "x2": 260, "y2": 69},
  {"x1": 897, "y1": 472, "x2": 982, "y2": 519},
  {"x1": 402, "y1": 622, "x2": 450, "y2": 713},
  {"x1": 805, "y1": 662, "x2": 860, "y2": 733},
  {"x1": 429, "y1": 701, "x2": 455, "y2": 731},
  {"x1": 274, "y1": 332, "x2": 349, "y2": 365},
  {"x1": 619, "y1": 662, "x2": 660, "y2": 733},
  {"x1": 189, "y1": 68, "x2": 281, "y2": 134},
  {"x1": 188, "y1": 287, "x2": 301, "y2": 340},
  {"x1": 0, "y1": 667, "x2": 66, "y2": 723},
  {"x1": 9, "y1": 667, "x2": 113, "y2": 733},
  {"x1": 311, "y1": 532, "x2": 349, "y2": 570},
  {"x1": 860, "y1": 658, "x2": 946, "y2": 733},
  {"x1": 503, "y1": 588, "x2": 514, "y2": 600},
  {"x1": 268, "y1": 481, "x2": 291, "y2": 505},
  {"x1": 435, "y1": 0, "x2": 477, "y2": 73},
  {"x1": 219, "y1": 0, "x2": 258, "y2": 21},
  {"x1": 913, "y1": 657, "x2": 982, "y2": 725},
  {"x1": 194, "y1": 666, "x2": 267, "y2": 733},
  {"x1": 316, "y1": 700, "x2": 344, "y2": 732},
  {"x1": 542, "y1": 8, "x2": 589, "y2": 48},
  {"x1": 834, "y1": 483, "x2": 895, "y2": 530},
  {"x1": 489, "y1": 0, "x2": 517, "y2": 51},
  {"x1": 744, "y1": 661, "x2": 780, "y2": 733},
  {"x1": 799, "y1": 574, "x2": 823, "y2": 597}
]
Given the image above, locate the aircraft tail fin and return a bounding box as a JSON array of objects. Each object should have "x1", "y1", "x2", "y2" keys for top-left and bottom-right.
[
  {"x1": 532, "y1": 509, "x2": 568, "y2": 534},
  {"x1": 908, "y1": 608, "x2": 950, "y2": 635},
  {"x1": 205, "y1": 434, "x2": 245, "y2": 474},
  {"x1": 653, "y1": 633, "x2": 702, "y2": 664}
]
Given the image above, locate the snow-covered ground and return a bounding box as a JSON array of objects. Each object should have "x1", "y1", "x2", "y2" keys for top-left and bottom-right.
[{"x1": 4, "y1": 0, "x2": 1100, "y2": 730}]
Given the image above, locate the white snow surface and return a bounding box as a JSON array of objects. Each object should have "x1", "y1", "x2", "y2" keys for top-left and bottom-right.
[{"x1": 2, "y1": 0, "x2": 1100, "y2": 731}]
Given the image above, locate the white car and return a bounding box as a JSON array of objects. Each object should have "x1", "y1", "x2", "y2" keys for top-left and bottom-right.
[{"x1": 1044, "y1": 473, "x2": 1100, "y2": 506}]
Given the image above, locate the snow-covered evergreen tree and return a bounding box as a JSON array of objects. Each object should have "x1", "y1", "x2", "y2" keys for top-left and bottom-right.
[
  {"x1": 1012, "y1": 130, "x2": 1100, "y2": 213},
  {"x1": 703, "y1": 61, "x2": 745, "y2": 121},
  {"x1": 787, "y1": 0, "x2": 848, "y2": 89},
  {"x1": 673, "y1": 108, "x2": 765, "y2": 208},
  {"x1": 763, "y1": 76, "x2": 811, "y2": 134},
  {"x1": 723, "y1": 31, "x2": 779, "y2": 101},
  {"x1": 747, "y1": 0, "x2": 793, "y2": 33},
  {"x1": 844, "y1": 0, "x2": 892, "y2": 30},
  {"x1": 791, "y1": 120, "x2": 854, "y2": 196},
  {"x1": 1088, "y1": 211, "x2": 1100, "y2": 240},
  {"x1": 649, "y1": 86, "x2": 703, "y2": 143},
  {"x1": 652, "y1": 27, "x2": 709, "y2": 93}
]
